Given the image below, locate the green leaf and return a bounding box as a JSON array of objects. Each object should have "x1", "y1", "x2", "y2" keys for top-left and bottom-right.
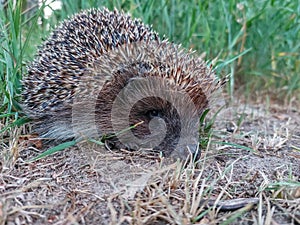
[{"x1": 28, "y1": 140, "x2": 78, "y2": 162}]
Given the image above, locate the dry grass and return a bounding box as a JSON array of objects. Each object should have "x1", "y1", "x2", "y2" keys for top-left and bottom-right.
[{"x1": 1, "y1": 101, "x2": 300, "y2": 225}]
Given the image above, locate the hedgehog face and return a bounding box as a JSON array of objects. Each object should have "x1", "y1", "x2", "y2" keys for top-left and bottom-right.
[
  {"x1": 105, "y1": 97, "x2": 200, "y2": 157},
  {"x1": 129, "y1": 97, "x2": 182, "y2": 153},
  {"x1": 97, "y1": 75, "x2": 201, "y2": 158},
  {"x1": 131, "y1": 102, "x2": 200, "y2": 157}
]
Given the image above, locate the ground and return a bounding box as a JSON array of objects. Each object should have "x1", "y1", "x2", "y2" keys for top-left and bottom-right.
[{"x1": 0, "y1": 99, "x2": 299, "y2": 225}]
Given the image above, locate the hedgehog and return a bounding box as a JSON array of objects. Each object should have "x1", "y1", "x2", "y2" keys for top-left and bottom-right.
[{"x1": 22, "y1": 8, "x2": 223, "y2": 159}]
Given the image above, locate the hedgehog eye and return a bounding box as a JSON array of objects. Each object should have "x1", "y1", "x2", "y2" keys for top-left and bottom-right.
[{"x1": 146, "y1": 109, "x2": 162, "y2": 118}]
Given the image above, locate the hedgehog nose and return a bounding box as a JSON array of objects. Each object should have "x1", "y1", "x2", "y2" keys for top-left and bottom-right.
[
  {"x1": 186, "y1": 143, "x2": 201, "y2": 160},
  {"x1": 172, "y1": 142, "x2": 201, "y2": 160}
]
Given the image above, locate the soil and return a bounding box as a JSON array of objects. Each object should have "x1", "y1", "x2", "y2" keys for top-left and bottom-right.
[{"x1": 1, "y1": 100, "x2": 299, "y2": 225}]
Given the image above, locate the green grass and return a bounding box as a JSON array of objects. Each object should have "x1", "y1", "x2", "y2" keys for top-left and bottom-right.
[
  {"x1": 0, "y1": 0, "x2": 46, "y2": 133},
  {"x1": 0, "y1": 0, "x2": 299, "y2": 132}
]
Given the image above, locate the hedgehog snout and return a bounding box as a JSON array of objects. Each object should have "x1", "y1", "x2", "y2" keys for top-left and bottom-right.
[
  {"x1": 142, "y1": 109, "x2": 200, "y2": 158},
  {"x1": 173, "y1": 139, "x2": 200, "y2": 160}
]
